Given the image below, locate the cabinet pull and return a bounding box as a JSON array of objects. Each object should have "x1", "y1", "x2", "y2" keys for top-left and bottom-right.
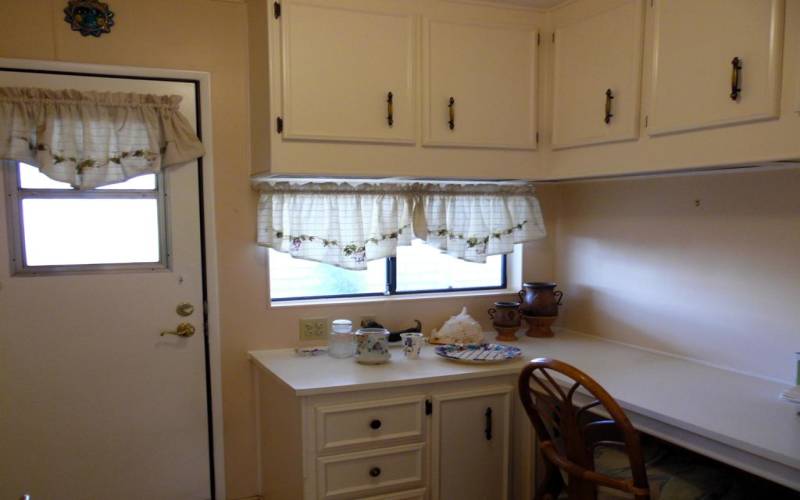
[
  {"x1": 448, "y1": 97, "x2": 455, "y2": 130},
  {"x1": 730, "y1": 57, "x2": 742, "y2": 101},
  {"x1": 604, "y1": 89, "x2": 615, "y2": 124},
  {"x1": 386, "y1": 92, "x2": 394, "y2": 127},
  {"x1": 369, "y1": 419, "x2": 382, "y2": 430},
  {"x1": 369, "y1": 466, "x2": 382, "y2": 478},
  {"x1": 484, "y1": 407, "x2": 493, "y2": 441}
]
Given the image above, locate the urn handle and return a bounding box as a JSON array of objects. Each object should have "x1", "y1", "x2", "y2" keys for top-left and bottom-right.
[
  {"x1": 554, "y1": 290, "x2": 564, "y2": 305},
  {"x1": 518, "y1": 289, "x2": 525, "y2": 302},
  {"x1": 487, "y1": 308, "x2": 496, "y2": 320}
]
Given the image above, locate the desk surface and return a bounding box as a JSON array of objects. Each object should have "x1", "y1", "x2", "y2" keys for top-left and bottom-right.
[{"x1": 249, "y1": 328, "x2": 800, "y2": 490}]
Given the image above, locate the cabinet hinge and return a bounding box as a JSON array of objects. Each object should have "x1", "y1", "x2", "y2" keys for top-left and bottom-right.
[
  {"x1": 273, "y1": 1, "x2": 281, "y2": 18},
  {"x1": 425, "y1": 399, "x2": 432, "y2": 415},
  {"x1": 644, "y1": 115, "x2": 649, "y2": 128},
  {"x1": 552, "y1": 32, "x2": 555, "y2": 43},
  {"x1": 537, "y1": 33, "x2": 541, "y2": 46},
  {"x1": 276, "y1": 116, "x2": 284, "y2": 134},
  {"x1": 536, "y1": 131, "x2": 539, "y2": 144}
]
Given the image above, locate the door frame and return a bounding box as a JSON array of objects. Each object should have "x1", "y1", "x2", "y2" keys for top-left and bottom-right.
[{"x1": 0, "y1": 58, "x2": 225, "y2": 499}]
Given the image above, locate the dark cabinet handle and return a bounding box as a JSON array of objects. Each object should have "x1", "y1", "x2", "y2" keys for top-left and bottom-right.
[
  {"x1": 387, "y1": 92, "x2": 394, "y2": 127},
  {"x1": 448, "y1": 97, "x2": 455, "y2": 130},
  {"x1": 369, "y1": 419, "x2": 382, "y2": 430},
  {"x1": 604, "y1": 88, "x2": 614, "y2": 124},
  {"x1": 484, "y1": 407, "x2": 493, "y2": 441},
  {"x1": 731, "y1": 57, "x2": 742, "y2": 101},
  {"x1": 369, "y1": 466, "x2": 381, "y2": 478}
]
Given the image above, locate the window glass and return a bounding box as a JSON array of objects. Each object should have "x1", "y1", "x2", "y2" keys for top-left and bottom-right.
[
  {"x1": 21, "y1": 198, "x2": 161, "y2": 266},
  {"x1": 268, "y1": 249, "x2": 387, "y2": 299},
  {"x1": 396, "y1": 239, "x2": 504, "y2": 292},
  {"x1": 268, "y1": 239, "x2": 506, "y2": 301}
]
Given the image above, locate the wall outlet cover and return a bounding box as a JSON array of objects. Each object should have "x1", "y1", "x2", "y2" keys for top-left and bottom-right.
[{"x1": 299, "y1": 317, "x2": 328, "y2": 341}]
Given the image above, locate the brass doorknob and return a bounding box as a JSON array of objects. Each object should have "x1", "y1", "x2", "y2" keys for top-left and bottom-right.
[{"x1": 160, "y1": 323, "x2": 196, "y2": 338}]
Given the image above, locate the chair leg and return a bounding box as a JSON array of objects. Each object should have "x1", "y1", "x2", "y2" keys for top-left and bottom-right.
[{"x1": 534, "y1": 462, "x2": 565, "y2": 500}]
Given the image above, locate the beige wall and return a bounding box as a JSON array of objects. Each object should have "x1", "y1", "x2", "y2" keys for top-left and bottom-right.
[
  {"x1": 0, "y1": 4, "x2": 558, "y2": 497},
  {"x1": 555, "y1": 168, "x2": 800, "y2": 384}
]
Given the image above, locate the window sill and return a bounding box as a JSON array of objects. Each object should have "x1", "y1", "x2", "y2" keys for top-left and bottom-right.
[{"x1": 269, "y1": 288, "x2": 519, "y2": 309}]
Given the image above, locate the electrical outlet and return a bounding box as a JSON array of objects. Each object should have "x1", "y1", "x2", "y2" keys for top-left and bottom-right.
[{"x1": 299, "y1": 318, "x2": 327, "y2": 341}]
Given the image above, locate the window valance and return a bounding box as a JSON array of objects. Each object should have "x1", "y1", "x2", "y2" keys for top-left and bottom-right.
[
  {"x1": 254, "y1": 180, "x2": 546, "y2": 270},
  {"x1": 0, "y1": 87, "x2": 204, "y2": 189}
]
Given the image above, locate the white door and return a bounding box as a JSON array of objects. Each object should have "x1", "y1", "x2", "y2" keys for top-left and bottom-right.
[
  {"x1": 551, "y1": 0, "x2": 645, "y2": 149},
  {"x1": 279, "y1": 0, "x2": 416, "y2": 144},
  {"x1": 431, "y1": 386, "x2": 512, "y2": 500},
  {"x1": 423, "y1": 19, "x2": 539, "y2": 150},
  {"x1": 647, "y1": 0, "x2": 785, "y2": 136},
  {"x1": 0, "y1": 71, "x2": 211, "y2": 499}
]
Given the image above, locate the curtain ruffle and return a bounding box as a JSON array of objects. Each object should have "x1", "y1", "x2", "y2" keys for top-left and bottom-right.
[
  {"x1": 0, "y1": 87, "x2": 204, "y2": 189},
  {"x1": 255, "y1": 180, "x2": 546, "y2": 269}
]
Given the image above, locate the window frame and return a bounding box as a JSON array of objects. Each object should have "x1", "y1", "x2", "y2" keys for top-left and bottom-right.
[
  {"x1": 269, "y1": 251, "x2": 508, "y2": 303},
  {"x1": 4, "y1": 161, "x2": 170, "y2": 275}
]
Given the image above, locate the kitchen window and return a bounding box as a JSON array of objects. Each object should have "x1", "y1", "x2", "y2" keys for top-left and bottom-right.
[
  {"x1": 4, "y1": 162, "x2": 167, "y2": 274},
  {"x1": 269, "y1": 240, "x2": 514, "y2": 302},
  {"x1": 257, "y1": 178, "x2": 544, "y2": 303}
]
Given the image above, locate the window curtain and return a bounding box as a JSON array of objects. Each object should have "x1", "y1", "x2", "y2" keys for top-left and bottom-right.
[
  {"x1": 255, "y1": 180, "x2": 546, "y2": 270},
  {"x1": 256, "y1": 182, "x2": 415, "y2": 270},
  {"x1": 415, "y1": 183, "x2": 546, "y2": 262},
  {"x1": 0, "y1": 87, "x2": 204, "y2": 189}
]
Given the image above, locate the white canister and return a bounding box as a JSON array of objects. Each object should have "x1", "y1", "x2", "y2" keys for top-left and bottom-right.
[
  {"x1": 328, "y1": 319, "x2": 354, "y2": 359},
  {"x1": 354, "y1": 328, "x2": 391, "y2": 364}
]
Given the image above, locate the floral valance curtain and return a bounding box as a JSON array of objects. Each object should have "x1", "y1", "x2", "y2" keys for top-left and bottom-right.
[
  {"x1": 0, "y1": 87, "x2": 204, "y2": 189},
  {"x1": 255, "y1": 180, "x2": 546, "y2": 270}
]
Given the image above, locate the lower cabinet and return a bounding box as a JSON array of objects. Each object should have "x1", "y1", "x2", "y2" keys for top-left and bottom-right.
[
  {"x1": 256, "y1": 372, "x2": 525, "y2": 500},
  {"x1": 431, "y1": 387, "x2": 512, "y2": 500}
]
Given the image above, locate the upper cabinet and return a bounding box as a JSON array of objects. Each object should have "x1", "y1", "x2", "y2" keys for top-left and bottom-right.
[
  {"x1": 251, "y1": 0, "x2": 546, "y2": 179},
  {"x1": 251, "y1": 0, "x2": 800, "y2": 180},
  {"x1": 551, "y1": 0, "x2": 645, "y2": 149},
  {"x1": 279, "y1": 1, "x2": 416, "y2": 143},
  {"x1": 423, "y1": 19, "x2": 539, "y2": 150},
  {"x1": 647, "y1": 0, "x2": 785, "y2": 136}
]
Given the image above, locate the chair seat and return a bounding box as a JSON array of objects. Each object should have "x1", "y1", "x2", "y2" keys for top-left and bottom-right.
[{"x1": 593, "y1": 444, "x2": 744, "y2": 500}]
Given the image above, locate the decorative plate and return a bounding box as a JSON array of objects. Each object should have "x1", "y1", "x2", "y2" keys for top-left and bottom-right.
[
  {"x1": 64, "y1": 0, "x2": 115, "y2": 37},
  {"x1": 434, "y1": 343, "x2": 522, "y2": 364}
]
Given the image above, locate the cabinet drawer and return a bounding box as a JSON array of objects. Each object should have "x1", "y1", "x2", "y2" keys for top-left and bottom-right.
[
  {"x1": 361, "y1": 488, "x2": 426, "y2": 500},
  {"x1": 315, "y1": 396, "x2": 425, "y2": 453},
  {"x1": 317, "y1": 443, "x2": 425, "y2": 499}
]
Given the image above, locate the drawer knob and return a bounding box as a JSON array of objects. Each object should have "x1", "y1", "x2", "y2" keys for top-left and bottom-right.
[
  {"x1": 369, "y1": 419, "x2": 382, "y2": 430},
  {"x1": 369, "y1": 466, "x2": 381, "y2": 478}
]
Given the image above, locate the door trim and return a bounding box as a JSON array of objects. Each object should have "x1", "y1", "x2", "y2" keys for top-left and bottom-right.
[{"x1": 0, "y1": 57, "x2": 225, "y2": 500}]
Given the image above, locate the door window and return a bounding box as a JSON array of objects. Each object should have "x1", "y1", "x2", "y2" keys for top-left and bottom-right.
[{"x1": 5, "y1": 162, "x2": 167, "y2": 274}]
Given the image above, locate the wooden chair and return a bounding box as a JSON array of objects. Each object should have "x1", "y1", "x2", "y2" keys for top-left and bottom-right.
[{"x1": 518, "y1": 358, "x2": 651, "y2": 500}]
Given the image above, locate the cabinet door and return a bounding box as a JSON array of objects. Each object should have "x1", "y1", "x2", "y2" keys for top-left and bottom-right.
[
  {"x1": 552, "y1": 0, "x2": 645, "y2": 149},
  {"x1": 431, "y1": 386, "x2": 512, "y2": 500},
  {"x1": 280, "y1": 0, "x2": 416, "y2": 143},
  {"x1": 648, "y1": 0, "x2": 785, "y2": 136},
  {"x1": 423, "y1": 19, "x2": 538, "y2": 150}
]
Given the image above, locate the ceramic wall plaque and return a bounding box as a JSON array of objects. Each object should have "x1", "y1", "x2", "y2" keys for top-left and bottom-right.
[{"x1": 64, "y1": 0, "x2": 115, "y2": 37}]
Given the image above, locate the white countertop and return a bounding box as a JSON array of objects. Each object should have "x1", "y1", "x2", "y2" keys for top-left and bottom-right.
[{"x1": 249, "y1": 328, "x2": 800, "y2": 489}]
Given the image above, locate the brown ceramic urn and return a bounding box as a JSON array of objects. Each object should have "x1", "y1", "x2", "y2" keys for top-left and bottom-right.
[{"x1": 518, "y1": 282, "x2": 564, "y2": 317}]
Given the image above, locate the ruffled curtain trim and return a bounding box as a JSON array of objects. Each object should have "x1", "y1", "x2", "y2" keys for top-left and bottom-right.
[
  {"x1": 255, "y1": 180, "x2": 546, "y2": 269},
  {"x1": 0, "y1": 87, "x2": 204, "y2": 189}
]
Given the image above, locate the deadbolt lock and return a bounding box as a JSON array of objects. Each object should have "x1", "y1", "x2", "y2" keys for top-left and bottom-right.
[{"x1": 176, "y1": 302, "x2": 194, "y2": 317}]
